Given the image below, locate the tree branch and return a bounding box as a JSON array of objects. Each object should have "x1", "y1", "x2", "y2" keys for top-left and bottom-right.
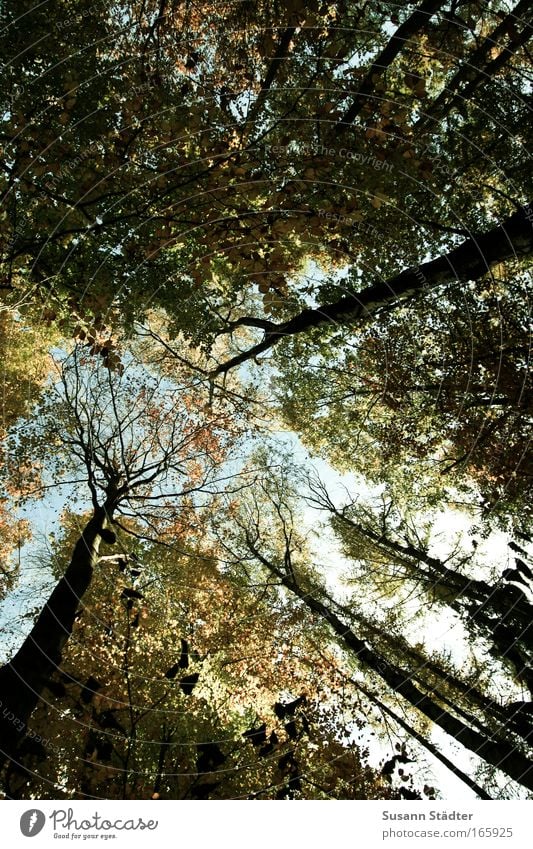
[
  {"x1": 418, "y1": 0, "x2": 533, "y2": 128},
  {"x1": 334, "y1": 0, "x2": 446, "y2": 134},
  {"x1": 211, "y1": 203, "x2": 533, "y2": 377}
]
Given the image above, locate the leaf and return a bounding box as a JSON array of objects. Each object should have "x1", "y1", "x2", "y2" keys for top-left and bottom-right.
[
  {"x1": 278, "y1": 751, "x2": 297, "y2": 772},
  {"x1": 273, "y1": 695, "x2": 306, "y2": 719},
  {"x1": 381, "y1": 753, "x2": 414, "y2": 778},
  {"x1": 258, "y1": 732, "x2": 279, "y2": 757},
  {"x1": 165, "y1": 638, "x2": 190, "y2": 678},
  {"x1": 243, "y1": 722, "x2": 267, "y2": 745},
  {"x1": 399, "y1": 787, "x2": 421, "y2": 800},
  {"x1": 178, "y1": 637, "x2": 189, "y2": 669},
  {"x1": 285, "y1": 720, "x2": 298, "y2": 740},
  {"x1": 80, "y1": 676, "x2": 102, "y2": 704},
  {"x1": 98, "y1": 711, "x2": 126, "y2": 734},
  {"x1": 164, "y1": 663, "x2": 181, "y2": 680},
  {"x1": 196, "y1": 742, "x2": 226, "y2": 772},
  {"x1": 179, "y1": 673, "x2": 200, "y2": 695},
  {"x1": 121, "y1": 588, "x2": 144, "y2": 601}
]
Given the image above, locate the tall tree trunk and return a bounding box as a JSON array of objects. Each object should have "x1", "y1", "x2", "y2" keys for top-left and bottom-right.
[
  {"x1": 333, "y1": 511, "x2": 533, "y2": 650},
  {"x1": 246, "y1": 539, "x2": 533, "y2": 790},
  {"x1": 299, "y1": 580, "x2": 533, "y2": 789},
  {"x1": 348, "y1": 677, "x2": 493, "y2": 799},
  {"x1": 310, "y1": 636, "x2": 494, "y2": 798},
  {"x1": 0, "y1": 507, "x2": 110, "y2": 767}
]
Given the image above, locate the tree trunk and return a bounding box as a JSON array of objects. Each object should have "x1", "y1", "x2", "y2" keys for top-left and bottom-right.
[
  {"x1": 0, "y1": 508, "x2": 110, "y2": 767},
  {"x1": 246, "y1": 540, "x2": 533, "y2": 791},
  {"x1": 293, "y1": 580, "x2": 533, "y2": 790},
  {"x1": 417, "y1": 0, "x2": 533, "y2": 128},
  {"x1": 213, "y1": 204, "x2": 533, "y2": 376},
  {"x1": 348, "y1": 677, "x2": 493, "y2": 799},
  {"x1": 334, "y1": 511, "x2": 533, "y2": 647},
  {"x1": 335, "y1": 0, "x2": 445, "y2": 132}
]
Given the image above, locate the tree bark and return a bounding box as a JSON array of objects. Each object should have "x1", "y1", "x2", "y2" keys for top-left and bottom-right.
[
  {"x1": 0, "y1": 507, "x2": 110, "y2": 767},
  {"x1": 212, "y1": 203, "x2": 533, "y2": 377},
  {"x1": 347, "y1": 676, "x2": 493, "y2": 799}
]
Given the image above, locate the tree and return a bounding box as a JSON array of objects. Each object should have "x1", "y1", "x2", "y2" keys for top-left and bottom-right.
[
  {"x1": 0, "y1": 308, "x2": 58, "y2": 597},
  {"x1": 4, "y1": 506, "x2": 399, "y2": 801},
  {"x1": 303, "y1": 473, "x2": 533, "y2": 696},
  {"x1": 0, "y1": 345, "x2": 242, "y2": 768},
  {"x1": 2, "y1": 2, "x2": 530, "y2": 337},
  {"x1": 0, "y1": 500, "x2": 30, "y2": 601},
  {"x1": 210, "y1": 206, "x2": 533, "y2": 374},
  {"x1": 271, "y1": 261, "x2": 532, "y2": 525},
  {"x1": 215, "y1": 459, "x2": 533, "y2": 795},
  {"x1": 0, "y1": 0, "x2": 531, "y2": 800}
]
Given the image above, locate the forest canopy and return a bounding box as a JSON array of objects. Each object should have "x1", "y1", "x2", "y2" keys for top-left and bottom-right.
[{"x1": 0, "y1": 0, "x2": 531, "y2": 801}]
